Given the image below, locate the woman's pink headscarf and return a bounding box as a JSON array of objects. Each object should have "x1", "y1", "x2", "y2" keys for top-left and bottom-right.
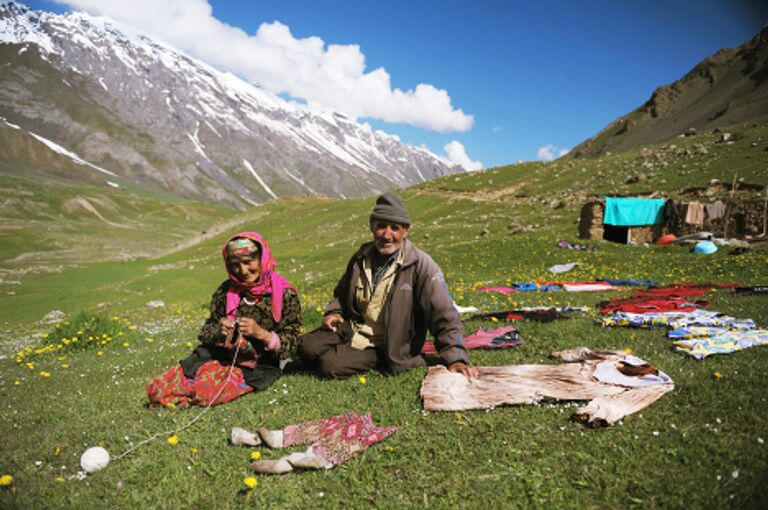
[{"x1": 222, "y1": 231, "x2": 294, "y2": 323}]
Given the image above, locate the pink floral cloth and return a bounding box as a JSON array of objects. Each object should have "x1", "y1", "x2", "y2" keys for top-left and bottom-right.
[{"x1": 282, "y1": 412, "x2": 397, "y2": 465}]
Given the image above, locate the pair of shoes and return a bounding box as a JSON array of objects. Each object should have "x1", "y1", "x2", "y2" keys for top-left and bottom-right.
[
  {"x1": 230, "y1": 427, "x2": 283, "y2": 448},
  {"x1": 250, "y1": 447, "x2": 333, "y2": 474}
]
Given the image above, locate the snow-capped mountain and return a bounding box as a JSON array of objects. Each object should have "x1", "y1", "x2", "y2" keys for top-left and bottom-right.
[{"x1": 0, "y1": 2, "x2": 463, "y2": 208}]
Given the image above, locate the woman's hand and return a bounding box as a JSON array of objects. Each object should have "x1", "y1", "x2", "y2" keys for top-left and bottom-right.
[
  {"x1": 322, "y1": 313, "x2": 344, "y2": 332},
  {"x1": 218, "y1": 318, "x2": 235, "y2": 345},
  {"x1": 237, "y1": 317, "x2": 271, "y2": 344}
]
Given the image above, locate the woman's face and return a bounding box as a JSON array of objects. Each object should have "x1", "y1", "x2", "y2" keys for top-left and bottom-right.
[{"x1": 227, "y1": 252, "x2": 261, "y2": 283}]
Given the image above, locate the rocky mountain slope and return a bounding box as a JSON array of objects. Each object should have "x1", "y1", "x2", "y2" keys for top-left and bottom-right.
[
  {"x1": 569, "y1": 27, "x2": 768, "y2": 158},
  {"x1": 0, "y1": 2, "x2": 463, "y2": 208}
]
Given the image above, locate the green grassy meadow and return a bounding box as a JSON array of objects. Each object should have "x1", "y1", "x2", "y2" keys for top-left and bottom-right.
[{"x1": 1, "y1": 123, "x2": 768, "y2": 508}]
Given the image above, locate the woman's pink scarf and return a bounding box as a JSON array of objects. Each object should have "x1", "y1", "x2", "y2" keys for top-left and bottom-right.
[{"x1": 222, "y1": 231, "x2": 294, "y2": 323}]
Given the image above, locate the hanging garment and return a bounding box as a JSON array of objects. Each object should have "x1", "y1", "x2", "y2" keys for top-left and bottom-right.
[
  {"x1": 421, "y1": 326, "x2": 523, "y2": 355},
  {"x1": 664, "y1": 200, "x2": 683, "y2": 230},
  {"x1": 281, "y1": 412, "x2": 397, "y2": 465},
  {"x1": 420, "y1": 348, "x2": 674, "y2": 427},
  {"x1": 684, "y1": 202, "x2": 705, "y2": 225},
  {"x1": 705, "y1": 200, "x2": 726, "y2": 220},
  {"x1": 673, "y1": 330, "x2": 768, "y2": 359},
  {"x1": 603, "y1": 197, "x2": 666, "y2": 226}
]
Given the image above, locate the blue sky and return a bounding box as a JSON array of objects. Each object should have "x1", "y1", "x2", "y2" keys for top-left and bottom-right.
[{"x1": 24, "y1": 0, "x2": 768, "y2": 169}]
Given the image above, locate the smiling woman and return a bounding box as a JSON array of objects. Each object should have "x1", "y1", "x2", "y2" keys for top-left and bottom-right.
[{"x1": 145, "y1": 231, "x2": 302, "y2": 408}]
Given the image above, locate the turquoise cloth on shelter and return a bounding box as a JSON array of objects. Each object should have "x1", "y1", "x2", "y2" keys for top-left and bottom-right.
[{"x1": 603, "y1": 197, "x2": 666, "y2": 226}]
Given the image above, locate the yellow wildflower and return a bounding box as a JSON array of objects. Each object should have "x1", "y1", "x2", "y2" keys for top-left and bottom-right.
[
  {"x1": 713, "y1": 371, "x2": 723, "y2": 381},
  {"x1": 40, "y1": 371, "x2": 51, "y2": 378},
  {"x1": 243, "y1": 476, "x2": 258, "y2": 489},
  {"x1": 97, "y1": 351, "x2": 104, "y2": 357},
  {"x1": 624, "y1": 348, "x2": 633, "y2": 354},
  {"x1": 186, "y1": 342, "x2": 194, "y2": 348},
  {"x1": 358, "y1": 375, "x2": 367, "y2": 384},
  {"x1": 167, "y1": 402, "x2": 177, "y2": 410},
  {"x1": 54, "y1": 477, "x2": 65, "y2": 482},
  {"x1": 0, "y1": 474, "x2": 12, "y2": 486},
  {"x1": 61, "y1": 364, "x2": 69, "y2": 369},
  {"x1": 167, "y1": 435, "x2": 179, "y2": 446},
  {"x1": 123, "y1": 342, "x2": 129, "y2": 347},
  {"x1": 454, "y1": 411, "x2": 463, "y2": 421},
  {"x1": 14, "y1": 380, "x2": 21, "y2": 386},
  {"x1": 250, "y1": 451, "x2": 261, "y2": 460},
  {"x1": 54, "y1": 446, "x2": 61, "y2": 456}
]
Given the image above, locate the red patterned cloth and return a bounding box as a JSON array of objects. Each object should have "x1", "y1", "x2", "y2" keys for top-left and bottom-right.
[
  {"x1": 634, "y1": 288, "x2": 709, "y2": 298},
  {"x1": 421, "y1": 325, "x2": 523, "y2": 355},
  {"x1": 282, "y1": 412, "x2": 397, "y2": 465},
  {"x1": 146, "y1": 361, "x2": 253, "y2": 408}
]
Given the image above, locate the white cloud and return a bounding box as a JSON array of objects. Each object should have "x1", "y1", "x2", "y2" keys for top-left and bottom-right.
[
  {"x1": 56, "y1": 0, "x2": 474, "y2": 132},
  {"x1": 536, "y1": 143, "x2": 570, "y2": 161},
  {"x1": 443, "y1": 141, "x2": 483, "y2": 171},
  {"x1": 492, "y1": 126, "x2": 502, "y2": 133}
]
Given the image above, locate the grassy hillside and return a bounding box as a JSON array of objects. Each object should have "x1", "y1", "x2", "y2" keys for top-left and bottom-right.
[{"x1": 0, "y1": 121, "x2": 767, "y2": 509}]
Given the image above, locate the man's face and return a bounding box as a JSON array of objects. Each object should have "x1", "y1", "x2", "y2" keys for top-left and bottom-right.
[{"x1": 371, "y1": 220, "x2": 410, "y2": 255}]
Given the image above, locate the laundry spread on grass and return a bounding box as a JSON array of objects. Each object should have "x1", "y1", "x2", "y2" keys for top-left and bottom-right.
[
  {"x1": 671, "y1": 330, "x2": 768, "y2": 359},
  {"x1": 469, "y1": 306, "x2": 588, "y2": 323},
  {"x1": 734, "y1": 286, "x2": 768, "y2": 296},
  {"x1": 548, "y1": 262, "x2": 580, "y2": 274},
  {"x1": 598, "y1": 278, "x2": 657, "y2": 287},
  {"x1": 421, "y1": 326, "x2": 523, "y2": 355},
  {"x1": 557, "y1": 240, "x2": 597, "y2": 251},
  {"x1": 601, "y1": 310, "x2": 756, "y2": 330},
  {"x1": 596, "y1": 284, "x2": 765, "y2": 359},
  {"x1": 420, "y1": 348, "x2": 674, "y2": 427},
  {"x1": 599, "y1": 288, "x2": 711, "y2": 314}
]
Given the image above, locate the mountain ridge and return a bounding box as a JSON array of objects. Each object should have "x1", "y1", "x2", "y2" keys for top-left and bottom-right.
[
  {"x1": 0, "y1": 2, "x2": 464, "y2": 208},
  {"x1": 568, "y1": 27, "x2": 768, "y2": 158}
]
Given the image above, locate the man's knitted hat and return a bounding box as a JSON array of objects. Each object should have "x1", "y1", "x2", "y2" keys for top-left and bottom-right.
[{"x1": 369, "y1": 191, "x2": 411, "y2": 226}]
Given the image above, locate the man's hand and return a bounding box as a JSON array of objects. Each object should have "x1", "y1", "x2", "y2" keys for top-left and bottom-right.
[
  {"x1": 237, "y1": 317, "x2": 271, "y2": 343},
  {"x1": 322, "y1": 313, "x2": 344, "y2": 332},
  {"x1": 448, "y1": 362, "x2": 479, "y2": 378}
]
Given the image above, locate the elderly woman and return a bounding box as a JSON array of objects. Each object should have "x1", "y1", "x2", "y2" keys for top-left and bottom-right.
[{"x1": 147, "y1": 231, "x2": 302, "y2": 408}]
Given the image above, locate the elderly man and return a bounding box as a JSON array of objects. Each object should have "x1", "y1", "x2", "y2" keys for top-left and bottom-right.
[{"x1": 298, "y1": 192, "x2": 477, "y2": 378}]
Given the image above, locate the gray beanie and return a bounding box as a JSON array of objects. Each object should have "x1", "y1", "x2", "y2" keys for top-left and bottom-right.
[{"x1": 369, "y1": 191, "x2": 411, "y2": 226}]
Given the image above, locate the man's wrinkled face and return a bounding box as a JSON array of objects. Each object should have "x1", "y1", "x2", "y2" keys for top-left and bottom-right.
[{"x1": 371, "y1": 220, "x2": 410, "y2": 255}]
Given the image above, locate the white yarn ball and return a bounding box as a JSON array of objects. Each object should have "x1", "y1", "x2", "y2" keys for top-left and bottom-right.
[{"x1": 80, "y1": 446, "x2": 110, "y2": 473}]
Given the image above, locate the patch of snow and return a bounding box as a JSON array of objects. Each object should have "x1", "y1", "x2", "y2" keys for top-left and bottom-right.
[
  {"x1": 242, "y1": 159, "x2": 277, "y2": 200},
  {"x1": 27, "y1": 131, "x2": 117, "y2": 176}
]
